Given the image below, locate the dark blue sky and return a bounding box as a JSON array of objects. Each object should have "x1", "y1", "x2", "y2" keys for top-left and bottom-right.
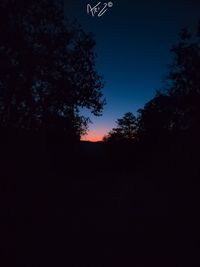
[{"x1": 65, "y1": 0, "x2": 200, "y2": 141}]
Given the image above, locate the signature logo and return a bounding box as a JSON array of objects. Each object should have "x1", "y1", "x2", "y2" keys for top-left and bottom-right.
[{"x1": 87, "y1": 2, "x2": 113, "y2": 17}]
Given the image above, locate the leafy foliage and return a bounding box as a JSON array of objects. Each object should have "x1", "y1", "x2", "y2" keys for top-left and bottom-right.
[
  {"x1": 137, "y1": 23, "x2": 200, "y2": 142},
  {"x1": 104, "y1": 112, "x2": 138, "y2": 142},
  {"x1": 0, "y1": 0, "x2": 105, "y2": 139}
]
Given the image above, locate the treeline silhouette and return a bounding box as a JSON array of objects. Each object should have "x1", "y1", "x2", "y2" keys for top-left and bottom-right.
[
  {"x1": 104, "y1": 26, "x2": 200, "y2": 180},
  {"x1": 0, "y1": 0, "x2": 105, "y2": 143},
  {"x1": 1, "y1": 0, "x2": 200, "y2": 266},
  {"x1": 0, "y1": 2, "x2": 105, "y2": 266}
]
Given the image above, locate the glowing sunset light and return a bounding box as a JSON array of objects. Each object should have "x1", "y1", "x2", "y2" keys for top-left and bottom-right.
[
  {"x1": 81, "y1": 134, "x2": 103, "y2": 142},
  {"x1": 81, "y1": 126, "x2": 109, "y2": 142}
]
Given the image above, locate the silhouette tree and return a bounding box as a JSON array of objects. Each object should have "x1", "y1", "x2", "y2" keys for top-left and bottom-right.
[
  {"x1": 137, "y1": 93, "x2": 175, "y2": 142},
  {"x1": 167, "y1": 25, "x2": 200, "y2": 134},
  {"x1": 0, "y1": 0, "x2": 105, "y2": 139},
  {"x1": 137, "y1": 22, "x2": 200, "y2": 142},
  {"x1": 104, "y1": 112, "x2": 138, "y2": 142}
]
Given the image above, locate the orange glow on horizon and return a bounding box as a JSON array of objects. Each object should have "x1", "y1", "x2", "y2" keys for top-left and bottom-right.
[
  {"x1": 81, "y1": 127, "x2": 108, "y2": 142},
  {"x1": 81, "y1": 125, "x2": 110, "y2": 142},
  {"x1": 81, "y1": 134, "x2": 103, "y2": 142}
]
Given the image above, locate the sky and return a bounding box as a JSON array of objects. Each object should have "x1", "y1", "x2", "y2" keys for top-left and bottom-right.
[{"x1": 64, "y1": 0, "x2": 200, "y2": 142}]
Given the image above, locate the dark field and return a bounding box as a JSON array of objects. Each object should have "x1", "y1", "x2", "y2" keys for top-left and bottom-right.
[{"x1": 1, "y1": 140, "x2": 199, "y2": 267}]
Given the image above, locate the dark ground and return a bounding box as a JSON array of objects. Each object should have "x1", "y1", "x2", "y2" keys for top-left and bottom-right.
[{"x1": 0, "y1": 140, "x2": 200, "y2": 266}]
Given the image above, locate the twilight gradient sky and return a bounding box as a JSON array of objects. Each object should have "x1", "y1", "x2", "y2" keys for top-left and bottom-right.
[{"x1": 65, "y1": 0, "x2": 200, "y2": 141}]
